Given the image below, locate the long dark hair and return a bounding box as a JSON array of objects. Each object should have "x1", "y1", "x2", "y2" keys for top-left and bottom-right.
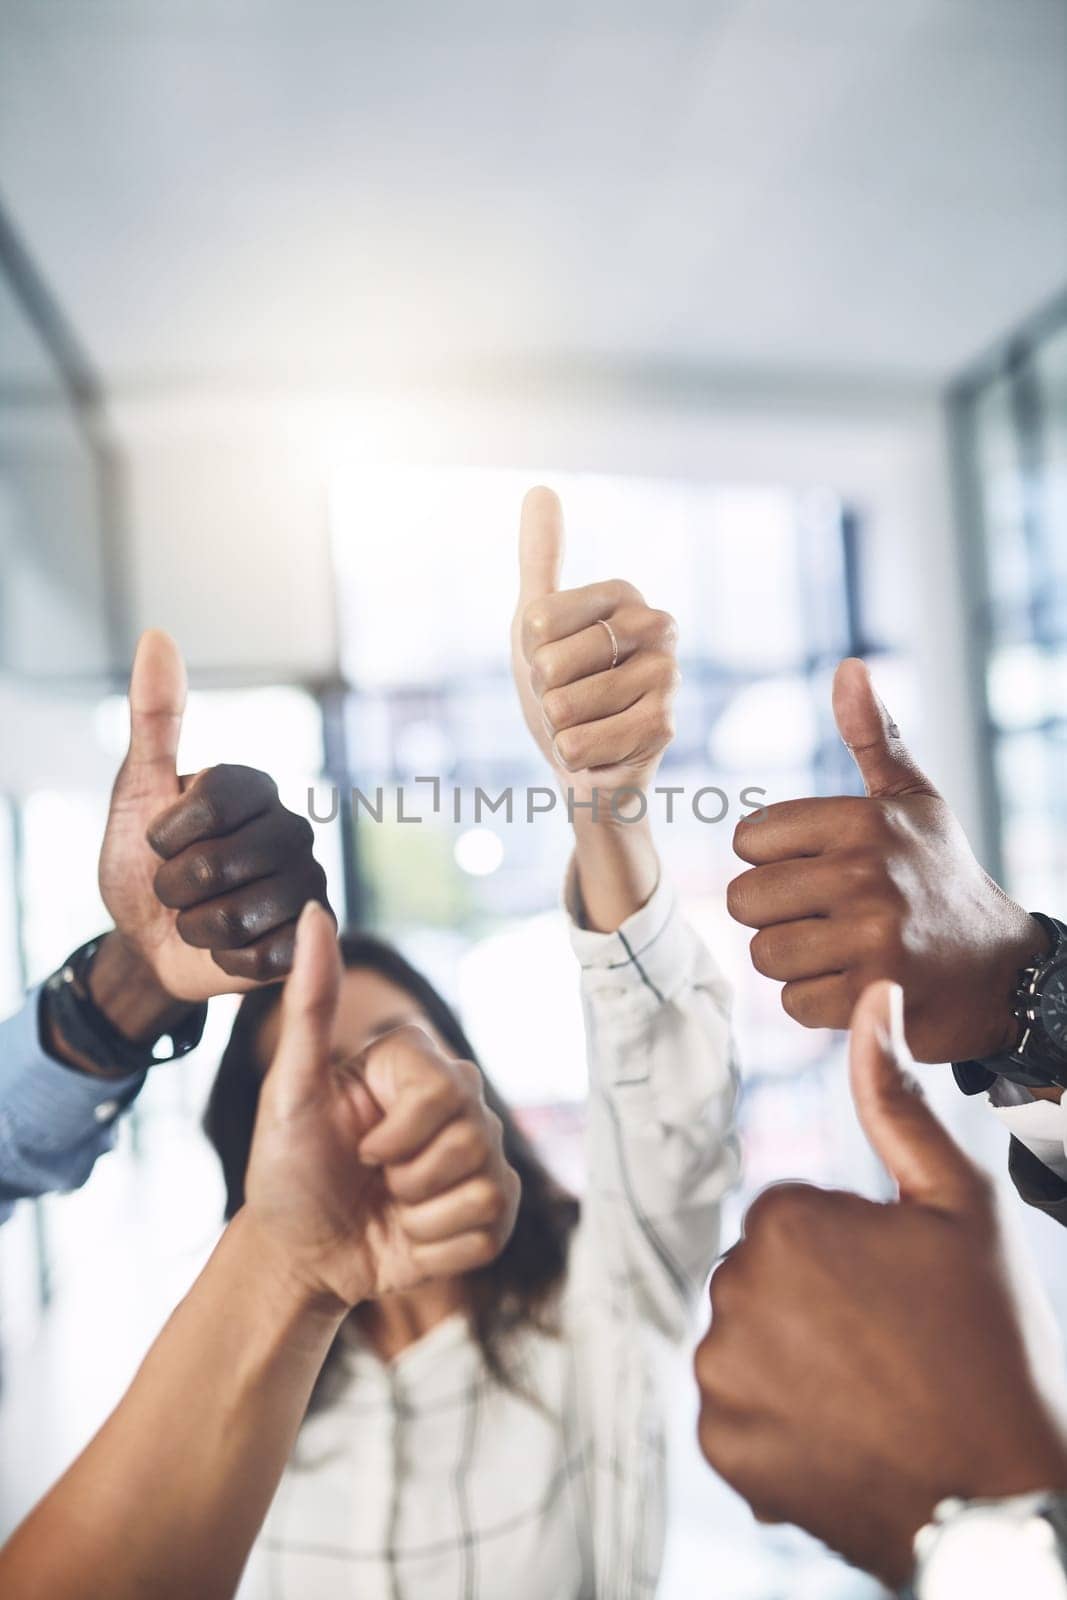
[{"x1": 204, "y1": 931, "x2": 580, "y2": 1410}]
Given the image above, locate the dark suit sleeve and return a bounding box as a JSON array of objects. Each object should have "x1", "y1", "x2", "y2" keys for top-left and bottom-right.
[
  {"x1": 953, "y1": 1062, "x2": 1067, "y2": 1227},
  {"x1": 1009, "y1": 1135, "x2": 1067, "y2": 1226}
]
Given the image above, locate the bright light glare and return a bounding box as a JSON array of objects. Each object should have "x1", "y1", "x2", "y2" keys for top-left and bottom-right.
[{"x1": 453, "y1": 826, "x2": 504, "y2": 876}]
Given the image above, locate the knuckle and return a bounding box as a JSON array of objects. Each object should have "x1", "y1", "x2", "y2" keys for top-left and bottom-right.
[
  {"x1": 423, "y1": 1071, "x2": 462, "y2": 1117},
  {"x1": 306, "y1": 864, "x2": 329, "y2": 907},
  {"x1": 467, "y1": 1228, "x2": 499, "y2": 1266},
  {"x1": 650, "y1": 608, "x2": 679, "y2": 649},
  {"x1": 743, "y1": 1181, "x2": 822, "y2": 1244},
  {"x1": 238, "y1": 762, "x2": 277, "y2": 796},
  {"x1": 725, "y1": 872, "x2": 753, "y2": 923},
  {"x1": 779, "y1": 983, "x2": 806, "y2": 1023},
  {"x1": 483, "y1": 1108, "x2": 503, "y2": 1151},
  {"x1": 193, "y1": 784, "x2": 227, "y2": 833},
  {"x1": 454, "y1": 1057, "x2": 483, "y2": 1095},
  {"x1": 707, "y1": 1253, "x2": 745, "y2": 1319},
  {"x1": 609, "y1": 578, "x2": 641, "y2": 607},
  {"x1": 732, "y1": 813, "x2": 763, "y2": 862},
  {"x1": 208, "y1": 902, "x2": 250, "y2": 945},
  {"x1": 856, "y1": 906, "x2": 902, "y2": 957},
  {"x1": 696, "y1": 1408, "x2": 749, "y2": 1488},
  {"x1": 454, "y1": 1116, "x2": 490, "y2": 1165},
  {"x1": 554, "y1": 727, "x2": 584, "y2": 769},
  {"x1": 780, "y1": 982, "x2": 846, "y2": 1030},
  {"x1": 523, "y1": 601, "x2": 553, "y2": 647},
  {"x1": 837, "y1": 847, "x2": 881, "y2": 893},
  {"x1": 748, "y1": 929, "x2": 777, "y2": 978},
  {"x1": 649, "y1": 700, "x2": 676, "y2": 745},
  {"x1": 446, "y1": 1107, "x2": 485, "y2": 1158},
  {"x1": 692, "y1": 1326, "x2": 716, "y2": 1391},
  {"x1": 529, "y1": 642, "x2": 558, "y2": 694},
  {"x1": 244, "y1": 939, "x2": 280, "y2": 981},
  {"x1": 655, "y1": 655, "x2": 683, "y2": 695},
  {"x1": 476, "y1": 1177, "x2": 510, "y2": 1225},
  {"x1": 540, "y1": 685, "x2": 571, "y2": 731},
  {"x1": 186, "y1": 850, "x2": 222, "y2": 892},
  {"x1": 286, "y1": 810, "x2": 315, "y2": 851}
]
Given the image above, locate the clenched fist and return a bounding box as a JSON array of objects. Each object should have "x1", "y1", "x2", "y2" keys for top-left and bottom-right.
[
  {"x1": 98, "y1": 630, "x2": 331, "y2": 1007},
  {"x1": 727, "y1": 657, "x2": 1045, "y2": 1062},
  {"x1": 246, "y1": 904, "x2": 521, "y2": 1309},
  {"x1": 511, "y1": 487, "x2": 680, "y2": 812},
  {"x1": 694, "y1": 980, "x2": 1067, "y2": 1589}
]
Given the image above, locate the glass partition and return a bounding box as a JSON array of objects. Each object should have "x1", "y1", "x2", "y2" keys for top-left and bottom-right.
[{"x1": 952, "y1": 293, "x2": 1067, "y2": 916}]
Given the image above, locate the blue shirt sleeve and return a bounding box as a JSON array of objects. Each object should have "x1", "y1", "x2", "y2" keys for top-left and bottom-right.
[{"x1": 0, "y1": 987, "x2": 146, "y2": 1224}]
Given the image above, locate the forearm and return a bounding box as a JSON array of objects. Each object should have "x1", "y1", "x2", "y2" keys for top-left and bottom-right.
[
  {"x1": 569, "y1": 880, "x2": 739, "y2": 1332},
  {"x1": 0, "y1": 1209, "x2": 344, "y2": 1600},
  {"x1": 571, "y1": 809, "x2": 660, "y2": 932}
]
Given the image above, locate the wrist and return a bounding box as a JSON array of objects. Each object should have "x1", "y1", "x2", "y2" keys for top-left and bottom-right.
[
  {"x1": 230, "y1": 1208, "x2": 355, "y2": 1332},
  {"x1": 570, "y1": 795, "x2": 652, "y2": 837},
  {"x1": 569, "y1": 811, "x2": 659, "y2": 933},
  {"x1": 87, "y1": 930, "x2": 194, "y2": 1044},
  {"x1": 42, "y1": 931, "x2": 201, "y2": 1080},
  {"x1": 983, "y1": 913, "x2": 1055, "y2": 1058},
  {"x1": 878, "y1": 1433, "x2": 1067, "y2": 1591}
]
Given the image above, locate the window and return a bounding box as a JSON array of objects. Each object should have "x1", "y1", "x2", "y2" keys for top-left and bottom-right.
[
  {"x1": 330, "y1": 464, "x2": 913, "y2": 1185},
  {"x1": 953, "y1": 297, "x2": 1067, "y2": 917}
]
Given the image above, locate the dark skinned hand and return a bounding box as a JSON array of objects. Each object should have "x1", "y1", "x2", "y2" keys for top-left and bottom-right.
[
  {"x1": 96, "y1": 631, "x2": 330, "y2": 1015},
  {"x1": 695, "y1": 979, "x2": 1067, "y2": 1589},
  {"x1": 727, "y1": 657, "x2": 1047, "y2": 1063}
]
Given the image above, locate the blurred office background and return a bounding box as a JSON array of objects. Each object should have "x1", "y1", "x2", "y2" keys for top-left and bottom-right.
[{"x1": 0, "y1": 3, "x2": 1065, "y2": 1595}]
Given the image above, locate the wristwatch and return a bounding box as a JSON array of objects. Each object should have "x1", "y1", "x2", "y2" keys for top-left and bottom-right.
[
  {"x1": 954, "y1": 913, "x2": 1067, "y2": 1094},
  {"x1": 44, "y1": 935, "x2": 207, "y2": 1078},
  {"x1": 910, "y1": 1492, "x2": 1067, "y2": 1599}
]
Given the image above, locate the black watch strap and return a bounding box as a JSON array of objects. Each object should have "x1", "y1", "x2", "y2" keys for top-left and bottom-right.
[
  {"x1": 44, "y1": 936, "x2": 208, "y2": 1078},
  {"x1": 954, "y1": 913, "x2": 1067, "y2": 1092}
]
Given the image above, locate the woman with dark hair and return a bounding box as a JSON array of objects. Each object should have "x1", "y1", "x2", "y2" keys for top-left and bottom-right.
[
  {"x1": 208, "y1": 496, "x2": 740, "y2": 1600},
  {"x1": 207, "y1": 929, "x2": 581, "y2": 1406}
]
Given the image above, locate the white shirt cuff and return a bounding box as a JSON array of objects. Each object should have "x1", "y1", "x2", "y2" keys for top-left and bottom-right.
[
  {"x1": 564, "y1": 865, "x2": 689, "y2": 1005},
  {"x1": 988, "y1": 1079, "x2": 1067, "y2": 1182}
]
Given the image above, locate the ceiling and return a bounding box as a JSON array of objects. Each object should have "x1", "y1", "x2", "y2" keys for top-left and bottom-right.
[{"x1": 1, "y1": 0, "x2": 1065, "y2": 393}]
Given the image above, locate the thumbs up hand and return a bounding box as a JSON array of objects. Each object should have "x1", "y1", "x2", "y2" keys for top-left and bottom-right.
[
  {"x1": 726, "y1": 656, "x2": 1045, "y2": 1063},
  {"x1": 694, "y1": 980, "x2": 1067, "y2": 1589},
  {"x1": 244, "y1": 904, "x2": 519, "y2": 1311},
  {"x1": 510, "y1": 488, "x2": 680, "y2": 808},
  {"x1": 96, "y1": 630, "x2": 331, "y2": 1016}
]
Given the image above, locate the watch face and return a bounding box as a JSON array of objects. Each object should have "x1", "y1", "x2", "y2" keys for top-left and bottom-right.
[{"x1": 1040, "y1": 964, "x2": 1067, "y2": 1052}]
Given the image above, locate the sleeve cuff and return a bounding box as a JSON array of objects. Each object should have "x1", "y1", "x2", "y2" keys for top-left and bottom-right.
[
  {"x1": 564, "y1": 865, "x2": 689, "y2": 1005},
  {"x1": 0, "y1": 986, "x2": 145, "y2": 1159},
  {"x1": 1009, "y1": 1136, "x2": 1067, "y2": 1215},
  {"x1": 988, "y1": 1086, "x2": 1067, "y2": 1182}
]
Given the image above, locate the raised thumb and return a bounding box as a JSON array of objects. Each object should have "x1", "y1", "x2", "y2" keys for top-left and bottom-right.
[
  {"x1": 832, "y1": 658, "x2": 937, "y2": 799},
  {"x1": 849, "y1": 980, "x2": 983, "y2": 1211},
  {"x1": 266, "y1": 902, "x2": 342, "y2": 1111},
  {"x1": 120, "y1": 629, "x2": 186, "y2": 789},
  {"x1": 518, "y1": 486, "x2": 565, "y2": 602}
]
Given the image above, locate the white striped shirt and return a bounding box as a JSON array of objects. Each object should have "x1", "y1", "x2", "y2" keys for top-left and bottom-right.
[{"x1": 239, "y1": 875, "x2": 739, "y2": 1600}]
